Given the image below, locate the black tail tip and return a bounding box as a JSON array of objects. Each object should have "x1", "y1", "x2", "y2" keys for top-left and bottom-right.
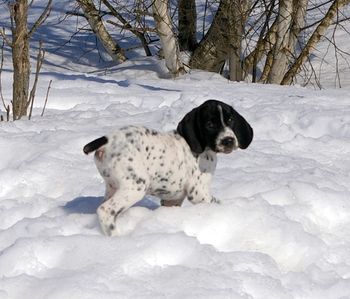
[
  {"x1": 83, "y1": 144, "x2": 91, "y2": 155},
  {"x1": 83, "y1": 136, "x2": 108, "y2": 155}
]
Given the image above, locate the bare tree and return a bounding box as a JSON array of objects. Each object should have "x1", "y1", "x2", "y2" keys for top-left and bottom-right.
[
  {"x1": 75, "y1": 0, "x2": 350, "y2": 86},
  {"x1": 153, "y1": 0, "x2": 184, "y2": 76},
  {"x1": 0, "y1": 0, "x2": 52, "y2": 120},
  {"x1": 281, "y1": 0, "x2": 350, "y2": 85},
  {"x1": 189, "y1": 0, "x2": 251, "y2": 77},
  {"x1": 76, "y1": 0, "x2": 127, "y2": 63}
]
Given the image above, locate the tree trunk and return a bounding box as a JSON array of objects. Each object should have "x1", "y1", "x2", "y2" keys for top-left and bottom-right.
[
  {"x1": 11, "y1": 0, "x2": 30, "y2": 120},
  {"x1": 288, "y1": 0, "x2": 308, "y2": 54},
  {"x1": 77, "y1": 0, "x2": 127, "y2": 63},
  {"x1": 190, "y1": 0, "x2": 250, "y2": 76},
  {"x1": 189, "y1": 0, "x2": 231, "y2": 72},
  {"x1": 267, "y1": 0, "x2": 293, "y2": 84},
  {"x1": 229, "y1": 0, "x2": 250, "y2": 81},
  {"x1": 153, "y1": 0, "x2": 184, "y2": 76},
  {"x1": 178, "y1": 0, "x2": 197, "y2": 51}
]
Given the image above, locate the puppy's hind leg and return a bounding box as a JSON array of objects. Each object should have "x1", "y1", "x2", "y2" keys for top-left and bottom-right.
[
  {"x1": 103, "y1": 181, "x2": 117, "y2": 202},
  {"x1": 97, "y1": 185, "x2": 146, "y2": 236}
]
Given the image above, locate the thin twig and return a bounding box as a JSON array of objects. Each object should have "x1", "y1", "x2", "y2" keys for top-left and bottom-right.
[
  {"x1": 28, "y1": 41, "x2": 45, "y2": 120},
  {"x1": 41, "y1": 79, "x2": 52, "y2": 117},
  {"x1": 0, "y1": 27, "x2": 12, "y2": 47},
  {"x1": 0, "y1": 39, "x2": 10, "y2": 121}
]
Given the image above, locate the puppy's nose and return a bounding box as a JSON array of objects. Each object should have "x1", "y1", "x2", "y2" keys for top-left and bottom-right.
[{"x1": 221, "y1": 137, "x2": 234, "y2": 147}]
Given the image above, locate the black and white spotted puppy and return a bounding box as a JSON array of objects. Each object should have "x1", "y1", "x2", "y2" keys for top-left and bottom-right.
[{"x1": 83, "y1": 100, "x2": 253, "y2": 236}]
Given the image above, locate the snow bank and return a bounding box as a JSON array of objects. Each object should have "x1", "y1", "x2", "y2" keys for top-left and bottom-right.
[{"x1": 1, "y1": 66, "x2": 350, "y2": 299}]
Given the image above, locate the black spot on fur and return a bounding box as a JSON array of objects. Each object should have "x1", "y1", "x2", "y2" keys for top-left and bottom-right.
[
  {"x1": 154, "y1": 188, "x2": 171, "y2": 195},
  {"x1": 102, "y1": 170, "x2": 110, "y2": 177},
  {"x1": 126, "y1": 132, "x2": 133, "y2": 137},
  {"x1": 128, "y1": 157, "x2": 133, "y2": 162},
  {"x1": 113, "y1": 208, "x2": 124, "y2": 222},
  {"x1": 136, "y1": 177, "x2": 145, "y2": 184}
]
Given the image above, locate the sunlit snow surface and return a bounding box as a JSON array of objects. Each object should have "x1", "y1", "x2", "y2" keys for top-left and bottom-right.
[
  {"x1": 1, "y1": 62, "x2": 350, "y2": 298},
  {"x1": 1, "y1": 1, "x2": 350, "y2": 298}
]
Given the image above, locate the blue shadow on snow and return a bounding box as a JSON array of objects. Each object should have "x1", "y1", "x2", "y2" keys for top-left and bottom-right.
[{"x1": 63, "y1": 195, "x2": 160, "y2": 214}]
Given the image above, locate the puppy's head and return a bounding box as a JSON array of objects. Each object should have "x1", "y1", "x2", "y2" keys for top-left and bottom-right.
[{"x1": 177, "y1": 100, "x2": 253, "y2": 154}]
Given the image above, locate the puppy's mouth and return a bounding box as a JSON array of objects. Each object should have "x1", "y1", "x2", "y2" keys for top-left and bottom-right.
[{"x1": 215, "y1": 146, "x2": 235, "y2": 154}]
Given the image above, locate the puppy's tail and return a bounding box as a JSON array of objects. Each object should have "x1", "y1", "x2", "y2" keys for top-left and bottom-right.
[{"x1": 83, "y1": 136, "x2": 108, "y2": 155}]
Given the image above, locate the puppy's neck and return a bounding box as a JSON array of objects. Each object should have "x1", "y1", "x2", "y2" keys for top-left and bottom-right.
[{"x1": 197, "y1": 149, "x2": 217, "y2": 174}]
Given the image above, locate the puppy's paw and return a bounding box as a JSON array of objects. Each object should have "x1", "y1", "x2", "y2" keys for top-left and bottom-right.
[{"x1": 97, "y1": 204, "x2": 115, "y2": 236}]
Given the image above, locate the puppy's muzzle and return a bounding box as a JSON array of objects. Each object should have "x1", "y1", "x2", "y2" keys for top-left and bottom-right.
[
  {"x1": 218, "y1": 137, "x2": 237, "y2": 153},
  {"x1": 221, "y1": 137, "x2": 234, "y2": 147}
]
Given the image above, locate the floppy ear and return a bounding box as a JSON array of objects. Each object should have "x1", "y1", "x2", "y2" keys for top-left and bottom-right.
[
  {"x1": 177, "y1": 108, "x2": 204, "y2": 154},
  {"x1": 231, "y1": 108, "x2": 254, "y2": 149}
]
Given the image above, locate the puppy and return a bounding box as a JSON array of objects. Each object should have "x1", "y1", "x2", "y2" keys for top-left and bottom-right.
[{"x1": 84, "y1": 100, "x2": 253, "y2": 235}]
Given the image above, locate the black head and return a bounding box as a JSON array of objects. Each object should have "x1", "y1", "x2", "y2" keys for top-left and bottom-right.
[{"x1": 177, "y1": 100, "x2": 253, "y2": 154}]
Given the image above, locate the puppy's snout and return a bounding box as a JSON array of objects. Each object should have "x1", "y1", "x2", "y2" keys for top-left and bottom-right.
[{"x1": 221, "y1": 137, "x2": 234, "y2": 147}]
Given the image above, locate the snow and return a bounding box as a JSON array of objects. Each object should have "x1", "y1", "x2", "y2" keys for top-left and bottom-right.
[{"x1": 1, "y1": 1, "x2": 350, "y2": 298}]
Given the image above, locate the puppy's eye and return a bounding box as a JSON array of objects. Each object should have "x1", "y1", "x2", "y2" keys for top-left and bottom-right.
[{"x1": 227, "y1": 117, "x2": 234, "y2": 124}]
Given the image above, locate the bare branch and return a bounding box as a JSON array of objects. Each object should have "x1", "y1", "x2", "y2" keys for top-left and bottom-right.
[
  {"x1": 106, "y1": 20, "x2": 157, "y2": 33},
  {"x1": 28, "y1": 0, "x2": 53, "y2": 38},
  {"x1": 76, "y1": 0, "x2": 127, "y2": 63},
  {"x1": 0, "y1": 39, "x2": 10, "y2": 121},
  {"x1": 282, "y1": 0, "x2": 350, "y2": 85},
  {"x1": 28, "y1": 41, "x2": 45, "y2": 120},
  {"x1": 0, "y1": 27, "x2": 12, "y2": 47},
  {"x1": 101, "y1": 0, "x2": 152, "y2": 56},
  {"x1": 41, "y1": 79, "x2": 52, "y2": 117}
]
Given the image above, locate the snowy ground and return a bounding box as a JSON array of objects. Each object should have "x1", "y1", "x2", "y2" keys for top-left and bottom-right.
[
  {"x1": 1, "y1": 63, "x2": 350, "y2": 298},
  {"x1": 1, "y1": 1, "x2": 350, "y2": 299}
]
